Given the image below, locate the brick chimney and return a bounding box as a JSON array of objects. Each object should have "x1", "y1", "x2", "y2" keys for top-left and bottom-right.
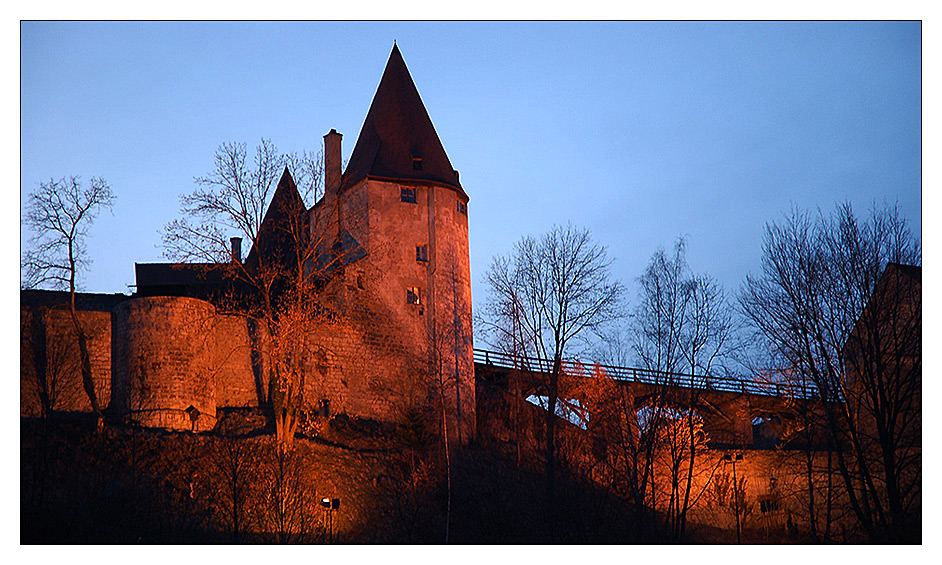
[
  {"x1": 230, "y1": 237, "x2": 242, "y2": 263},
  {"x1": 324, "y1": 129, "x2": 342, "y2": 194}
]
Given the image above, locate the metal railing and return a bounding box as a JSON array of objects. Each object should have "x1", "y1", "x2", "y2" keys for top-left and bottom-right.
[{"x1": 473, "y1": 348, "x2": 827, "y2": 401}]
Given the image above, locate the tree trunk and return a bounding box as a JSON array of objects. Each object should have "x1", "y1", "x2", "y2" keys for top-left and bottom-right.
[
  {"x1": 70, "y1": 307, "x2": 102, "y2": 429},
  {"x1": 544, "y1": 355, "x2": 561, "y2": 537}
]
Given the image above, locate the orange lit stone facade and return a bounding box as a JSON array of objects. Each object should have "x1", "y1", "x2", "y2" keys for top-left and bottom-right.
[
  {"x1": 20, "y1": 301, "x2": 112, "y2": 417},
  {"x1": 309, "y1": 173, "x2": 474, "y2": 442},
  {"x1": 20, "y1": 46, "x2": 475, "y2": 442},
  {"x1": 20, "y1": 155, "x2": 475, "y2": 443},
  {"x1": 112, "y1": 296, "x2": 218, "y2": 431}
]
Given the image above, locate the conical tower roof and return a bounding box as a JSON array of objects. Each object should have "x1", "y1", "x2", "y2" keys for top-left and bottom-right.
[
  {"x1": 343, "y1": 44, "x2": 465, "y2": 196},
  {"x1": 243, "y1": 166, "x2": 306, "y2": 273}
]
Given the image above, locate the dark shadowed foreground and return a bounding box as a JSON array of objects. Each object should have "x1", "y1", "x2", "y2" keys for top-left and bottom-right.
[{"x1": 20, "y1": 412, "x2": 806, "y2": 544}]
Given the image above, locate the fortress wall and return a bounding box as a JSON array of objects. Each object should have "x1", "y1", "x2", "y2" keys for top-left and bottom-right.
[
  {"x1": 113, "y1": 296, "x2": 217, "y2": 431},
  {"x1": 214, "y1": 314, "x2": 262, "y2": 408},
  {"x1": 20, "y1": 306, "x2": 112, "y2": 416},
  {"x1": 300, "y1": 301, "x2": 430, "y2": 424},
  {"x1": 672, "y1": 448, "x2": 859, "y2": 537},
  {"x1": 430, "y1": 184, "x2": 475, "y2": 441}
]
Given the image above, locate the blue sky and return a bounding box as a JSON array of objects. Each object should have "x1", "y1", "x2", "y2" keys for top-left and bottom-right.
[{"x1": 20, "y1": 21, "x2": 922, "y2": 320}]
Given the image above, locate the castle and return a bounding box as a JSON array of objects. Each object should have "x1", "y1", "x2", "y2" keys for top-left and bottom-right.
[{"x1": 20, "y1": 45, "x2": 475, "y2": 443}]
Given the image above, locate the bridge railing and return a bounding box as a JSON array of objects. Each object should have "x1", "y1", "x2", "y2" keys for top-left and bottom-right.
[{"x1": 473, "y1": 348, "x2": 829, "y2": 401}]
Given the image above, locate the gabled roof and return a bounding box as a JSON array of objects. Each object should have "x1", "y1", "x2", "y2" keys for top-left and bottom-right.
[
  {"x1": 243, "y1": 166, "x2": 307, "y2": 273},
  {"x1": 343, "y1": 44, "x2": 465, "y2": 196}
]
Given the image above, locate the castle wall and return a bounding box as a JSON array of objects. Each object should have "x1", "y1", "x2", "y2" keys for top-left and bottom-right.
[
  {"x1": 112, "y1": 296, "x2": 218, "y2": 431},
  {"x1": 429, "y1": 183, "x2": 475, "y2": 442},
  {"x1": 22, "y1": 178, "x2": 475, "y2": 441},
  {"x1": 307, "y1": 294, "x2": 431, "y2": 421},
  {"x1": 20, "y1": 305, "x2": 112, "y2": 416},
  {"x1": 324, "y1": 178, "x2": 474, "y2": 441},
  {"x1": 660, "y1": 448, "x2": 866, "y2": 539},
  {"x1": 214, "y1": 314, "x2": 264, "y2": 408}
]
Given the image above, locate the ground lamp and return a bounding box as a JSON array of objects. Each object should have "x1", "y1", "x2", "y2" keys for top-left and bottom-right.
[
  {"x1": 321, "y1": 497, "x2": 340, "y2": 542},
  {"x1": 723, "y1": 452, "x2": 744, "y2": 543}
]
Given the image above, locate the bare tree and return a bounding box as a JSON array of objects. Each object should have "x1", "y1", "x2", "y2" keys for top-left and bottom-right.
[
  {"x1": 631, "y1": 237, "x2": 733, "y2": 540},
  {"x1": 163, "y1": 139, "x2": 334, "y2": 445},
  {"x1": 22, "y1": 175, "x2": 115, "y2": 426},
  {"x1": 210, "y1": 435, "x2": 257, "y2": 542},
  {"x1": 423, "y1": 264, "x2": 475, "y2": 542},
  {"x1": 482, "y1": 223, "x2": 625, "y2": 529},
  {"x1": 256, "y1": 440, "x2": 315, "y2": 543},
  {"x1": 740, "y1": 201, "x2": 921, "y2": 543}
]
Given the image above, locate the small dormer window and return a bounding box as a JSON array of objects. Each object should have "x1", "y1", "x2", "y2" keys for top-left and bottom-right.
[
  {"x1": 457, "y1": 200, "x2": 467, "y2": 215},
  {"x1": 412, "y1": 158, "x2": 423, "y2": 170},
  {"x1": 401, "y1": 187, "x2": 416, "y2": 203}
]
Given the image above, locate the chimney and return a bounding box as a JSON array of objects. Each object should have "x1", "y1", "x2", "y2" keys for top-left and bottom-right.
[
  {"x1": 324, "y1": 129, "x2": 342, "y2": 194},
  {"x1": 230, "y1": 237, "x2": 242, "y2": 263}
]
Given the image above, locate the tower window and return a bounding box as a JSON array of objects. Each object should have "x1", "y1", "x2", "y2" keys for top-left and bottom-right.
[
  {"x1": 412, "y1": 158, "x2": 423, "y2": 170},
  {"x1": 416, "y1": 244, "x2": 428, "y2": 262},
  {"x1": 407, "y1": 286, "x2": 421, "y2": 305},
  {"x1": 401, "y1": 187, "x2": 416, "y2": 203},
  {"x1": 457, "y1": 200, "x2": 467, "y2": 215}
]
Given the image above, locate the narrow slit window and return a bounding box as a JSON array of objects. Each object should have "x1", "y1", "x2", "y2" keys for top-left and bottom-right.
[
  {"x1": 416, "y1": 244, "x2": 428, "y2": 262},
  {"x1": 407, "y1": 286, "x2": 421, "y2": 305},
  {"x1": 401, "y1": 187, "x2": 416, "y2": 203},
  {"x1": 457, "y1": 200, "x2": 467, "y2": 215}
]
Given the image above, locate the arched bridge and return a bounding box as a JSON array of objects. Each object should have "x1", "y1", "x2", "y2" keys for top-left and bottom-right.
[{"x1": 473, "y1": 348, "x2": 831, "y2": 448}]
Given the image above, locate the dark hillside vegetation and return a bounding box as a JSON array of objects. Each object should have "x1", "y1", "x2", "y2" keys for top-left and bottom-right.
[{"x1": 22, "y1": 414, "x2": 664, "y2": 544}]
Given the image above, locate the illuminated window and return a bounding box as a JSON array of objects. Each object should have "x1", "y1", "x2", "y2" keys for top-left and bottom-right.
[
  {"x1": 416, "y1": 244, "x2": 428, "y2": 262},
  {"x1": 457, "y1": 200, "x2": 467, "y2": 215},
  {"x1": 401, "y1": 187, "x2": 416, "y2": 203},
  {"x1": 407, "y1": 286, "x2": 421, "y2": 305}
]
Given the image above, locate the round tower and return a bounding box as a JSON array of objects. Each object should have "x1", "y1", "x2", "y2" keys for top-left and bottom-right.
[
  {"x1": 312, "y1": 44, "x2": 474, "y2": 442},
  {"x1": 112, "y1": 296, "x2": 217, "y2": 431}
]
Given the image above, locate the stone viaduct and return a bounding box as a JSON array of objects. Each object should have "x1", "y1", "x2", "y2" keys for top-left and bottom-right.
[{"x1": 473, "y1": 348, "x2": 830, "y2": 449}]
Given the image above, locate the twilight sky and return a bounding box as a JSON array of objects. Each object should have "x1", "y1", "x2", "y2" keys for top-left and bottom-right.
[{"x1": 20, "y1": 21, "x2": 922, "y2": 325}]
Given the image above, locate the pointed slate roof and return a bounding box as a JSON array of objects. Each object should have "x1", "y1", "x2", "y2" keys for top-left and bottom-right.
[
  {"x1": 343, "y1": 44, "x2": 465, "y2": 196},
  {"x1": 243, "y1": 166, "x2": 307, "y2": 273}
]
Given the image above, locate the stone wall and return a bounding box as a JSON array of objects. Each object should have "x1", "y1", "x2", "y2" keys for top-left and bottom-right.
[
  {"x1": 333, "y1": 177, "x2": 475, "y2": 442},
  {"x1": 214, "y1": 314, "x2": 264, "y2": 408},
  {"x1": 112, "y1": 296, "x2": 218, "y2": 431},
  {"x1": 20, "y1": 304, "x2": 112, "y2": 417},
  {"x1": 21, "y1": 187, "x2": 477, "y2": 441}
]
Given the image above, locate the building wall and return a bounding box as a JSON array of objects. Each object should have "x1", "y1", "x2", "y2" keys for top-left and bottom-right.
[
  {"x1": 668, "y1": 448, "x2": 868, "y2": 540},
  {"x1": 305, "y1": 174, "x2": 474, "y2": 441},
  {"x1": 347, "y1": 177, "x2": 475, "y2": 442},
  {"x1": 20, "y1": 306, "x2": 112, "y2": 417},
  {"x1": 21, "y1": 176, "x2": 474, "y2": 441},
  {"x1": 214, "y1": 313, "x2": 265, "y2": 408},
  {"x1": 112, "y1": 296, "x2": 218, "y2": 431}
]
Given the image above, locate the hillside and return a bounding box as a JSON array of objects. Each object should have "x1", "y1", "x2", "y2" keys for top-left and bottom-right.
[{"x1": 21, "y1": 412, "x2": 664, "y2": 544}]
